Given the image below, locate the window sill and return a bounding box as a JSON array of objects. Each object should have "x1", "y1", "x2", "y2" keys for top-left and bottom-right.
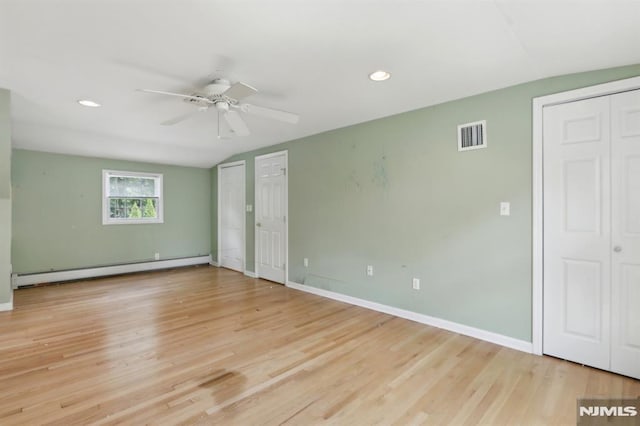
[{"x1": 103, "y1": 219, "x2": 164, "y2": 225}]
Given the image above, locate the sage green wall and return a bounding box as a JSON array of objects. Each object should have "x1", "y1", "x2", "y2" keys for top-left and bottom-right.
[
  {"x1": 219, "y1": 64, "x2": 640, "y2": 342},
  {"x1": 0, "y1": 89, "x2": 11, "y2": 304},
  {"x1": 12, "y1": 150, "x2": 211, "y2": 274}
]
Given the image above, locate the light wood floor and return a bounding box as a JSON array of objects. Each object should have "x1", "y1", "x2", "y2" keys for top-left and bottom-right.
[{"x1": 0, "y1": 266, "x2": 638, "y2": 425}]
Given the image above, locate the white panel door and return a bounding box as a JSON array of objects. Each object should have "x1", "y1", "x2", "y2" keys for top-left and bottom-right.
[
  {"x1": 543, "y1": 96, "x2": 611, "y2": 370},
  {"x1": 255, "y1": 153, "x2": 286, "y2": 284},
  {"x1": 611, "y1": 89, "x2": 640, "y2": 379},
  {"x1": 219, "y1": 163, "x2": 245, "y2": 272}
]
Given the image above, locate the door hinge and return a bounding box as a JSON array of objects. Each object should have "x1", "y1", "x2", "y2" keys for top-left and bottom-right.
[
  {"x1": 282, "y1": 262, "x2": 286, "y2": 269},
  {"x1": 283, "y1": 215, "x2": 286, "y2": 223},
  {"x1": 281, "y1": 167, "x2": 286, "y2": 175}
]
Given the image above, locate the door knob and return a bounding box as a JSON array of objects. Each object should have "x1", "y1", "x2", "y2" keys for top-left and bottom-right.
[
  {"x1": 256, "y1": 222, "x2": 261, "y2": 227},
  {"x1": 613, "y1": 246, "x2": 622, "y2": 252}
]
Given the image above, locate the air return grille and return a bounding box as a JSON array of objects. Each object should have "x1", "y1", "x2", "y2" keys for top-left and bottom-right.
[{"x1": 458, "y1": 120, "x2": 487, "y2": 151}]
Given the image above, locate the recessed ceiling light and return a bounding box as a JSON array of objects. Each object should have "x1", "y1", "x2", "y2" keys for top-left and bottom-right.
[
  {"x1": 77, "y1": 99, "x2": 101, "y2": 108},
  {"x1": 369, "y1": 70, "x2": 391, "y2": 82}
]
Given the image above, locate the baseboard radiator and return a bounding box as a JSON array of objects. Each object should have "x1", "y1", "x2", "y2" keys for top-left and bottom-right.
[{"x1": 12, "y1": 255, "x2": 212, "y2": 288}]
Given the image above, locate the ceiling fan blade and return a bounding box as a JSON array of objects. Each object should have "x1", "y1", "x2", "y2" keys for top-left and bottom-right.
[
  {"x1": 223, "y1": 82, "x2": 258, "y2": 101},
  {"x1": 239, "y1": 103, "x2": 299, "y2": 124},
  {"x1": 138, "y1": 89, "x2": 213, "y2": 104},
  {"x1": 161, "y1": 109, "x2": 205, "y2": 126},
  {"x1": 223, "y1": 110, "x2": 250, "y2": 136}
]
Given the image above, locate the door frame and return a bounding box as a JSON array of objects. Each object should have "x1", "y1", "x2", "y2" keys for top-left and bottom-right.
[
  {"x1": 254, "y1": 150, "x2": 289, "y2": 283},
  {"x1": 532, "y1": 75, "x2": 640, "y2": 355},
  {"x1": 217, "y1": 160, "x2": 246, "y2": 270}
]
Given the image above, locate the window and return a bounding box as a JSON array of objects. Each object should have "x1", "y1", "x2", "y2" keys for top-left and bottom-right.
[{"x1": 102, "y1": 170, "x2": 163, "y2": 224}]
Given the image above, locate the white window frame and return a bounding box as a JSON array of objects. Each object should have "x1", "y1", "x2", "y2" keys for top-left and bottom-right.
[{"x1": 102, "y1": 169, "x2": 164, "y2": 225}]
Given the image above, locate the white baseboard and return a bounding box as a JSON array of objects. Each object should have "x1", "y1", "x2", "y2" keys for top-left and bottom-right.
[
  {"x1": 209, "y1": 260, "x2": 219, "y2": 267},
  {"x1": 13, "y1": 255, "x2": 213, "y2": 288},
  {"x1": 286, "y1": 281, "x2": 533, "y2": 354},
  {"x1": 244, "y1": 270, "x2": 257, "y2": 278},
  {"x1": 0, "y1": 290, "x2": 13, "y2": 312}
]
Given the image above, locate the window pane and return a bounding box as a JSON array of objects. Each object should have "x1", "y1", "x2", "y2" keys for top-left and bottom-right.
[
  {"x1": 109, "y1": 198, "x2": 158, "y2": 219},
  {"x1": 142, "y1": 198, "x2": 158, "y2": 218},
  {"x1": 109, "y1": 198, "x2": 127, "y2": 218},
  {"x1": 109, "y1": 176, "x2": 156, "y2": 197},
  {"x1": 109, "y1": 199, "x2": 116, "y2": 218},
  {"x1": 128, "y1": 199, "x2": 142, "y2": 218}
]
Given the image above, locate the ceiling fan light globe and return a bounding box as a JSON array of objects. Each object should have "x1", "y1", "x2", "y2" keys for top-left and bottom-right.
[{"x1": 215, "y1": 102, "x2": 229, "y2": 112}]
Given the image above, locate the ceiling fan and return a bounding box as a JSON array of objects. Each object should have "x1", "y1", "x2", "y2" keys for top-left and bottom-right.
[{"x1": 139, "y1": 79, "x2": 299, "y2": 137}]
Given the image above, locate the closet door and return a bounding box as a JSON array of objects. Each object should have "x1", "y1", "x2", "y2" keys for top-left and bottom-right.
[
  {"x1": 219, "y1": 163, "x2": 245, "y2": 272},
  {"x1": 611, "y1": 89, "x2": 640, "y2": 379},
  {"x1": 543, "y1": 96, "x2": 612, "y2": 371}
]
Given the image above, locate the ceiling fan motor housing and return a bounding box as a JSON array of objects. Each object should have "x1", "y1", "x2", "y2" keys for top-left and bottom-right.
[
  {"x1": 182, "y1": 79, "x2": 231, "y2": 107},
  {"x1": 204, "y1": 79, "x2": 231, "y2": 96}
]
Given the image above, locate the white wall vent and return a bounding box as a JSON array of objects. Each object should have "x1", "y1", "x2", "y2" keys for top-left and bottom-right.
[{"x1": 458, "y1": 120, "x2": 487, "y2": 151}]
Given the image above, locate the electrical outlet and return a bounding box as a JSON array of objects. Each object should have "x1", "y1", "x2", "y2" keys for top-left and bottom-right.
[
  {"x1": 500, "y1": 202, "x2": 510, "y2": 216},
  {"x1": 367, "y1": 265, "x2": 374, "y2": 276},
  {"x1": 154, "y1": 252, "x2": 160, "y2": 261},
  {"x1": 412, "y1": 278, "x2": 420, "y2": 290},
  {"x1": 303, "y1": 258, "x2": 309, "y2": 267}
]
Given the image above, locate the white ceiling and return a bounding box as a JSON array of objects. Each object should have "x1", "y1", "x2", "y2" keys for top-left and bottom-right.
[{"x1": 0, "y1": 0, "x2": 639, "y2": 168}]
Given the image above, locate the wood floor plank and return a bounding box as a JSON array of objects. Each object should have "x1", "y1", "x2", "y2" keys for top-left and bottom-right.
[{"x1": 0, "y1": 265, "x2": 638, "y2": 425}]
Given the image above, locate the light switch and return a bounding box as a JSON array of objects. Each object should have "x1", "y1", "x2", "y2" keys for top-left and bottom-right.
[
  {"x1": 500, "y1": 202, "x2": 510, "y2": 216},
  {"x1": 412, "y1": 278, "x2": 420, "y2": 290}
]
